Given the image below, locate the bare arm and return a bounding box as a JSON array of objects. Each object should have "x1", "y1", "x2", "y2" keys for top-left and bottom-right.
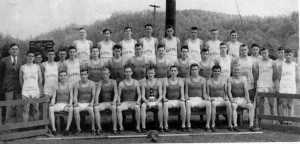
[
  {"x1": 37, "y1": 66, "x2": 43, "y2": 92},
  {"x1": 69, "y1": 85, "x2": 73, "y2": 105},
  {"x1": 154, "y1": 38, "x2": 158, "y2": 55},
  {"x1": 176, "y1": 38, "x2": 181, "y2": 59},
  {"x1": 118, "y1": 82, "x2": 123, "y2": 104},
  {"x1": 50, "y1": 90, "x2": 56, "y2": 106},
  {"x1": 206, "y1": 80, "x2": 211, "y2": 99},
  {"x1": 243, "y1": 78, "x2": 250, "y2": 103},
  {"x1": 253, "y1": 63, "x2": 259, "y2": 83},
  {"x1": 162, "y1": 79, "x2": 167, "y2": 102},
  {"x1": 275, "y1": 65, "x2": 282, "y2": 92}
]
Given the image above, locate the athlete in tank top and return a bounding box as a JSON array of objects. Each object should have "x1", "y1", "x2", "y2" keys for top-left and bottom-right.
[
  {"x1": 42, "y1": 50, "x2": 58, "y2": 97},
  {"x1": 94, "y1": 67, "x2": 118, "y2": 134},
  {"x1": 185, "y1": 27, "x2": 203, "y2": 63},
  {"x1": 185, "y1": 63, "x2": 211, "y2": 130},
  {"x1": 49, "y1": 71, "x2": 73, "y2": 135},
  {"x1": 88, "y1": 47, "x2": 104, "y2": 83},
  {"x1": 139, "y1": 24, "x2": 158, "y2": 64},
  {"x1": 117, "y1": 65, "x2": 141, "y2": 132},
  {"x1": 73, "y1": 28, "x2": 93, "y2": 66},
  {"x1": 215, "y1": 43, "x2": 232, "y2": 80},
  {"x1": 163, "y1": 65, "x2": 186, "y2": 131},
  {"x1": 176, "y1": 45, "x2": 191, "y2": 78},
  {"x1": 155, "y1": 45, "x2": 172, "y2": 79},
  {"x1": 97, "y1": 29, "x2": 115, "y2": 65},
  {"x1": 162, "y1": 26, "x2": 180, "y2": 64},
  {"x1": 199, "y1": 49, "x2": 215, "y2": 79},
  {"x1": 127, "y1": 43, "x2": 148, "y2": 80},
  {"x1": 226, "y1": 31, "x2": 242, "y2": 58},
  {"x1": 73, "y1": 69, "x2": 96, "y2": 134}
]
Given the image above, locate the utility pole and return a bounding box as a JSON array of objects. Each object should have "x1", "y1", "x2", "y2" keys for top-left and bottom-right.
[
  {"x1": 149, "y1": 4, "x2": 160, "y2": 27},
  {"x1": 165, "y1": 0, "x2": 176, "y2": 34}
]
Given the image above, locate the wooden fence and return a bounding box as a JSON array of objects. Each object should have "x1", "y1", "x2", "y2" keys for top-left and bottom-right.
[
  {"x1": 257, "y1": 92, "x2": 300, "y2": 126},
  {"x1": 0, "y1": 96, "x2": 50, "y2": 141}
]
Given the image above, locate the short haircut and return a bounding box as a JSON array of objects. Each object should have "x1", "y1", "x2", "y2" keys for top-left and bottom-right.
[
  {"x1": 68, "y1": 46, "x2": 77, "y2": 51},
  {"x1": 190, "y1": 63, "x2": 199, "y2": 69},
  {"x1": 80, "y1": 68, "x2": 88, "y2": 73},
  {"x1": 124, "y1": 26, "x2": 132, "y2": 31},
  {"x1": 79, "y1": 27, "x2": 85, "y2": 31},
  {"x1": 124, "y1": 64, "x2": 133, "y2": 71},
  {"x1": 35, "y1": 52, "x2": 42, "y2": 56},
  {"x1": 169, "y1": 65, "x2": 177, "y2": 70},
  {"x1": 240, "y1": 44, "x2": 247, "y2": 48},
  {"x1": 144, "y1": 24, "x2": 153, "y2": 28},
  {"x1": 59, "y1": 48, "x2": 67, "y2": 52},
  {"x1": 251, "y1": 43, "x2": 260, "y2": 48},
  {"x1": 59, "y1": 70, "x2": 67, "y2": 75},
  {"x1": 220, "y1": 42, "x2": 226, "y2": 46},
  {"x1": 113, "y1": 44, "x2": 122, "y2": 50},
  {"x1": 157, "y1": 44, "x2": 165, "y2": 49},
  {"x1": 191, "y1": 26, "x2": 198, "y2": 30},
  {"x1": 10, "y1": 43, "x2": 18, "y2": 48},
  {"x1": 102, "y1": 66, "x2": 110, "y2": 72},
  {"x1": 91, "y1": 46, "x2": 99, "y2": 50},
  {"x1": 210, "y1": 28, "x2": 218, "y2": 32},
  {"x1": 102, "y1": 28, "x2": 112, "y2": 33},
  {"x1": 230, "y1": 30, "x2": 237, "y2": 34},
  {"x1": 278, "y1": 47, "x2": 285, "y2": 51},
  {"x1": 47, "y1": 48, "x2": 55, "y2": 53},
  {"x1": 181, "y1": 45, "x2": 189, "y2": 51},
  {"x1": 260, "y1": 47, "x2": 268, "y2": 52},
  {"x1": 135, "y1": 43, "x2": 143, "y2": 48},
  {"x1": 201, "y1": 48, "x2": 209, "y2": 53},
  {"x1": 146, "y1": 64, "x2": 156, "y2": 72},
  {"x1": 212, "y1": 64, "x2": 222, "y2": 71},
  {"x1": 166, "y1": 25, "x2": 174, "y2": 30},
  {"x1": 27, "y1": 50, "x2": 35, "y2": 55},
  {"x1": 285, "y1": 49, "x2": 293, "y2": 53}
]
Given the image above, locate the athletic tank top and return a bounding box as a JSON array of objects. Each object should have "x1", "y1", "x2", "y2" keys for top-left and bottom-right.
[
  {"x1": 227, "y1": 41, "x2": 241, "y2": 57},
  {"x1": 78, "y1": 81, "x2": 93, "y2": 103},
  {"x1": 22, "y1": 64, "x2": 40, "y2": 97},
  {"x1": 177, "y1": 59, "x2": 190, "y2": 78},
  {"x1": 209, "y1": 79, "x2": 226, "y2": 98},
  {"x1": 156, "y1": 58, "x2": 169, "y2": 78},
  {"x1": 279, "y1": 62, "x2": 296, "y2": 94},
  {"x1": 257, "y1": 59, "x2": 274, "y2": 88},
  {"x1": 199, "y1": 60, "x2": 214, "y2": 79},
  {"x1": 109, "y1": 58, "x2": 124, "y2": 83},
  {"x1": 131, "y1": 57, "x2": 147, "y2": 80},
  {"x1": 66, "y1": 59, "x2": 80, "y2": 86},
  {"x1": 99, "y1": 80, "x2": 114, "y2": 102},
  {"x1": 216, "y1": 55, "x2": 231, "y2": 79},
  {"x1": 187, "y1": 38, "x2": 202, "y2": 63},
  {"x1": 163, "y1": 37, "x2": 178, "y2": 64},
  {"x1": 121, "y1": 39, "x2": 136, "y2": 64},
  {"x1": 99, "y1": 40, "x2": 114, "y2": 65},
  {"x1": 145, "y1": 80, "x2": 159, "y2": 99},
  {"x1": 56, "y1": 84, "x2": 70, "y2": 103},
  {"x1": 120, "y1": 80, "x2": 138, "y2": 102},
  {"x1": 166, "y1": 79, "x2": 181, "y2": 100},
  {"x1": 238, "y1": 57, "x2": 254, "y2": 89},
  {"x1": 74, "y1": 40, "x2": 92, "y2": 64},
  {"x1": 58, "y1": 61, "x2": 67, "y2": 72},
  {"x1": 188, "y1": 78, "x2": 203, "y2": 97},
  {"x1": 230, "y1": 78, "x2": 245, "y2": 98},
  {"x1": 88, "y1": 59, "x2": 104, "y2": 82},
  {"x1": 206, "y1": 40, "x2": 221, "y2": 58},
  {"x1": 141, "y1": 37, "x2": 156, "y2": 63},
  {"x1": 43, "y1": 62, "x2": 59, "y2": 94}
]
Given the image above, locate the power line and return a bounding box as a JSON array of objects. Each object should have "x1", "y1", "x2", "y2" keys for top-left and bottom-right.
[{"x1": 234, "y1": 0, "x2": 243, "y2": 25}]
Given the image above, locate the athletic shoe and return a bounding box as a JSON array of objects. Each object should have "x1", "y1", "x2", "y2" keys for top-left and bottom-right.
[
  {"x1": 233, "y1": 126, "x2": 240, "y2": 132},
  {"x1": 164, "y1": 128, "x2": 169, "y2": 132},
  {"x1": 204, "y1": 127, "x2": 210, "y2": 132},
  {"x1": 186, "y1": 127, "x2": 192, "y2": 132},
  {"x1": 136, "y1": 128, "x2": 141, "y2": 133},
  {"x1": 52, "y1": 130, "x2": 57, "y2": 136},
  {"x1": 211, "y1": 127, "x2": 216, "y2": 132},
  {"x1": 91, "y1": 129, "x2": 96, "y2": 136},
  {"x1": 159, "y1": 127, "x2": 164, "y2": 132},
  {"x1": 96, "y1": 129, "x2": 103, "y2": 135},
  {"x1": 141, "y1": 128, "x2": 147, "y2": 133},
  {"x1": 112, "y1": 130, "x2": 117, "y2": 135},
  {"x1": 63, "y1": 130, "x2": 69, "y2": 136},
  {"x1": 249, "y1": 126, "x2": 256, "y2": 132}
]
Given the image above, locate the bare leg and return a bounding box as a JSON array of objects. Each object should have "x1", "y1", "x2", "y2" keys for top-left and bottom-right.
[
  {"x1": 135, "y1": 105, "x2": 141, "y2": 130},
  {"x1": 186, "y1": 102, "x2": 191, "y2": 128},
  {"x1": 180, "y1": 102, "x2": 186, "y2": 128},
  {"x1": 65, "y1": 107, "x2": 73, "y2": 131},
  {"x1": 141, "y1": 103, "x2": 147, "y2": 129}
]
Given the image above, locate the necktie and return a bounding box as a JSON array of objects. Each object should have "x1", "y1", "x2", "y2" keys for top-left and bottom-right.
[{"x1": 13, "y1": 56, "x2": 17, "y2": 65}]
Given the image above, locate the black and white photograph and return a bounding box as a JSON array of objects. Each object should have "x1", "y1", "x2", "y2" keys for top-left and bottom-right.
[{"x1": 0, "y1": 0, "x2": 299, "y2": 143}]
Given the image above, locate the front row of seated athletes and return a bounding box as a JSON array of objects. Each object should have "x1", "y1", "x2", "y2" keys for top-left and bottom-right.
[{"x1": 49, "y1": 61, "x2": 256, "y2": 136}]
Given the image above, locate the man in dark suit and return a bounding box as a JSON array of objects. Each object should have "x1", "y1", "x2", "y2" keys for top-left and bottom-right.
[{"x1": 0, "y1": 43, "x2": 22, "y2": 123}]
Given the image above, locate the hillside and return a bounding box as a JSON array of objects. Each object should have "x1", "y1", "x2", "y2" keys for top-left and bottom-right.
[{"x1": 1, "y1": 9, "x2": 299, "y2": 58}]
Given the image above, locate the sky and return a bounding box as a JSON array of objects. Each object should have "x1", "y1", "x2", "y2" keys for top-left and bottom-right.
[{"x1": 0, "y1": 0, "x2": 298, "y2": 40}]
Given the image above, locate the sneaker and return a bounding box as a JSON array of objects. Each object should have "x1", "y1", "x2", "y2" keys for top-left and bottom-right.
[
  {"x1": 227, "y1": 127, "x2": 233, "y2": 131},
  {"x1": 63, "y1": 130, "x2": 69, "y2": 136},
  {"x1": 112, "y1": 130, "x2": 117, "y2": 135},
  {"x1": 52, "y1": 130, "x2": 57, "y2": 136},
  {"x1": 204, "y1": 127, "x2": 210, "y2": 132},
  {"x1": 211, "y1": 127, "x2": 216, "y2": 132},
  {"x1": 96, "y1": 129, "x2": 103, "y2": 135},
  {"x1": 91, "y1": 129, "x2": 96, "y2": 135},
  {"x1": 233, "y1": 126, "x2": 240, "y2": 132},
  {"x1": 180, "y1": 127, "x2": 185, "y2": 132},
  {"x1": 74, "y1": 130, "x2": 81, "y2": 136},
  {"x1": 136, "y1": 128, "x2": 141, "y2": 133},
  {"x1": 141, "y1": 128, "x2": 147, "y2": 133},
  {"x1": 249, "y1": 126, "x2": 256, "y2": 132},
  {"x1": 186, "y1": 127, "x2": 192, "y2": 132},
  {"x1": 164, "y1": 128, "x2": 169, "y2": 132},
  {"x1": 159, "y1": 127, "x2": 164, "y2": 132}
]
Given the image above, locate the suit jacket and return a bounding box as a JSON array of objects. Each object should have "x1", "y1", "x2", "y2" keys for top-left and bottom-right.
[{"x1": 0, "y1": 56, "x2": 21, "y2": 92}]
